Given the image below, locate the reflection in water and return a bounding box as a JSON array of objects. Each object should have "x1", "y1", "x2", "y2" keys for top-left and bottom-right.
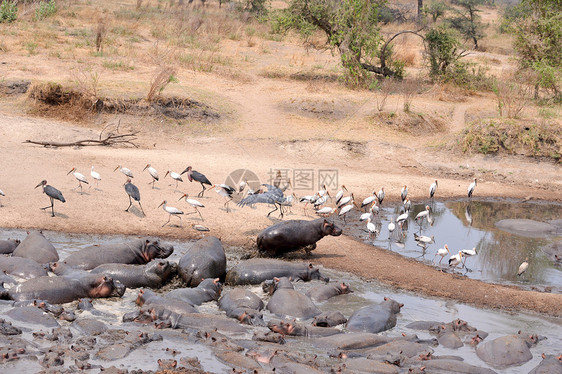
[{"x1": 339, "y1": 200, "x2": 562, "y2": 291}]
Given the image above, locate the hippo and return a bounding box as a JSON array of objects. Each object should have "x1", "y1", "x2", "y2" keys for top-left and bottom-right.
[
  {"x1": 476, "y1": 334, "x2": 534, "y2": 368},
  {"x1": 90, "y1": 260, "x2": 176, "y2": 289},
  {"x1": 61, "y1": 238, "x2": 173, "y2": 270},
  {"x1": 6, "y1": 306, "x2": 60, "y2": 328},
  {"x1": 412, "y1": 360, "x2": 497, "y2": 374},
  {"x1": 257, "y1": 219, "x2": 342, "y2": 256},
  {"x1": 305, "y1": 282, "x2": 352, "y2": 302},
  {"x1": 0, "y1": 256, "x2": 48, "y2": 279},
  {"x1": 12, "y1": 231, "x2": 59, "y2": 264},
  {"x1": 529, "y1": 354, "x2": 562, "y2": 374},
  {"x1": 9, "y1": 273, "x2": 126, "y2": 304},
  {"x1": 495, "y1": 219, "x2": 558, "y2": 238},
  {"x1": 136, "y1": 288, "x2": 198, "y2": 315},
  {"x1": 268, "y1": 319, "x2": 341, "y2": 338},
  {"x1": 0, "y1": 239, "x2": 20, "y2": 254},
  {"x1": 266, "y1": 277, "x2": 321, "y2": 320},
  {"x1": 225, "y1": 258, "x2": 328, "y2": 285},
  {"x1": 346, "y1": 297, "x2": 403, "y2": 334},
  {"x1": 312, "y1": 311, "x2": 347, "y2": 327},
  {"x1": 218, "y1": 288, "x2": 265, "y2": 325},
  {"x1": 167, "y1": 278, "x2": 222, "y2": 306},
  {"x1": 178, "y1": 236, "x2": 226, "y2": 287}
]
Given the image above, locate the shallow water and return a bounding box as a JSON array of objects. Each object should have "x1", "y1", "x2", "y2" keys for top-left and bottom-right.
[
  {"x1": 335, "y1": 199, "x2": 562, "y2": 291},
  {"x1": 1, "y1": 228, "x2": 561, "y2": 373}
]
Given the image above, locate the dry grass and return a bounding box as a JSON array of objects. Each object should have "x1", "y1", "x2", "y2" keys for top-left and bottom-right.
[{"x1": 147, "y1": 66, "x2": 177, "y2": 102}]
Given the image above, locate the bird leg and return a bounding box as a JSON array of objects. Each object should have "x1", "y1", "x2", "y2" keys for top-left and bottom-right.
[
  {"x1": 162, "y1": 215, "x2": 171, "y2": 227},
  {"x1": 267, "y1": 204, "x2": 278, "y2": 217},
  {"x1": 224, "y1": 198, "x2": 232, "y2": 213},
  {"x1": 138, "y1": 201, "x2": 145, "y2": 217},
  {"x1": 126, "y1": 196, "x2": 133, "y2": 212},
  {"x1": 197, "y1": 183, "x2": 207, "y2": 198},
  {"x1": 176, "y1": 215, "x2": 182, "y2": 226},
  {"x1": 194, "y1": 207, "x2": 204, "y2": 221}
]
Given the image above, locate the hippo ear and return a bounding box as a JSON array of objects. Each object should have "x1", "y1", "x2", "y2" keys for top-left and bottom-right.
[
  {"x1": 172, "y1": 360, "x2": 177, "y2": 368},
  {"x1": 213, "y1": 278, "x2": 220, "y2": 284},
  {"x1": 400, "y1": 303, "x2": 404, "y2": 307},
  {"x1": 273, "y1": 277, "x2": 280, "y2": 282},
  {"x1": 308, "y1": 263, "x2": 313, "y2": 269},
  {"x1": 384, "y1": 296, "x2": 388, "y2": 301},
  {"x1": 323, "y1": 220, "x2": 330, "y2": 228}
]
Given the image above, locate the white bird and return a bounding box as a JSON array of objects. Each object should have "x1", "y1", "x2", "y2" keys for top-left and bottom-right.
[
  {"x1": 449, "y1": 251, "x2": 463, "y2": 270},
  {"x1": 429, "y1": 180, "x2": 438, "y2": 200},
  {"x1": 178, "y1": 193, "x2": 205, "y2": 221},
  {"x1": 413, "y1": 233, "x2": 435, "y2": 249},
  {"x1": 400, "y1": 185, "x2": 408, "y2": 202},
  {"x1": 90, "y1": 166, "x2": 101, "y2": 188},
  {"x1": 313, "y1": 192, "x2": 331, "y2": 209},
  {"x1": 158, "y1": 200, "x2": 184, "y2": 227},
  {"x1": 238, "y1": 179, "x2": 247, "y2": 193},
  {"x1": 468, "y1": 178, "x2": 477, "y2": 198},
  {"x1": 114, "y1": 165, "x2": 134, "y2": 178},
  {"x1": 338, "y1": 193, "x2": 355, "y2": 208},
  {"x1": 403, "y1": 198, "x2": 411, "y2": 213},
  {"x1": 67, "y1": 167, "x2": 88, "y2": 194},
  {"x1": 0, "y1": 188, "x2": 4, "y2": 206},
  {"x1": 361, "y1": 194, "x2": 377, "y2": 211},
  {"x1": 415, "y1": 205, "x2": 431, "y2": 221},
  {"x1": 518, "y1": 257, "x2": 529, "y2": 276},
  {"x1": 299, "y1": 194, "x2": 319, "y2": 215},
  {"x1": 366, "y1": 217, "x2": 377, "y2": 234},
  {"x1": 317, "y1": 184, "x2": 329, "y2": 198},
  {"x1": 359, "y1": 212, "x2": 373, "y2": 221},
  {"x1": 388, "y1": 218, "x2": 395, "y2": 236},
  {"x1": 461, "y1": 247, "x2": 477, "y2": 266},
  {"x1": 211, "y1": 184, "x2": 235, "y2": 212},
  {"x1": 143, "y1": 164, "x2": 159, "y2": 189},
  {"x1": 434, "y1": 244, "x2": 450, "y2": 269},
  {"x1": 335, "y1": 185, "x2": 348, "y2": 206},
  {"x1": 316, "y1": 207, "x2": 336, "y2": 217},
  {"x1": 377, "y1": 187, "x2": 385, "y2": 205},
  {"x1": 396, "y1": 211, "x2": 409, "y2": 224},
  {"x1": 339, "y1": 203, "x2": 354, "y2": 224},
  {"x1": 165, "y1": 170, "x2": 183, "y2": 189}
]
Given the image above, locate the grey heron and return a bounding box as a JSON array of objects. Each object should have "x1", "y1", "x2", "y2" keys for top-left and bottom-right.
[
  {"x1": 35, "y1": 180, "x2": 65, "y2": 217},
  {"x1": 158, "y1": 200, "x2": 184, "y2": 227},
  {"x1": 67, "y1": 167, "x2": 88, "y2": 194},
  {"x1": 143, "y1": 164, "x2": 159, "y2": 189},
  {"x1": 124, "y1": 178, "x2": 144, "y2": 216},
  {"x1": 468, "y1": 178, "x2": 477, "y2": 198},
  {"x1": 181, "y1": 166, "x2": 212, "y2": 197}
]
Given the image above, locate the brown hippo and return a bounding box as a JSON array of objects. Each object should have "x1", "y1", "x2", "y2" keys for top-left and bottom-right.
[
  {"x1": 12, "y1": 231, "x2": 59, "y2": 264},
  {"x1": 312, "y1": 311, "x2": 348, "y2": 327},
  {"x1": 266, "y1": 277, "x2": 321, "y2": 320},
  {"x1": 136, "y1": 288, "x2": 198, "y2": 315},
  {"x1": 167, "y1": 278, "x2": 222, "y2": 306},
  {"x1": 90, "y1": 260, "x2": 176, "y2": 289},
  {"x1": 346, "y1": 297, "x2": 403, "y2": 334},
  {"x1": 257, "y1": 219, "x2": 342, "y2": 256},
  {"x1": 305, "y1": 282, "x2": 352, "y2": 302},
  {"x1": 9, "y1": 273, "x2": 126, "y2": 304},
  {"x1": 0, "y1": 256, "x2": 48, "y2": 279},
  {"x1": 0, "y1": 239, "x2": 20, "y2": 254},
  {"x1": 218, "y1": 288, "x2": 265, "y2": 325},
  {"x1": 476, "y1": 334, "x2": 534, "y2": 368},
  {"x1": 60, "y1": 238, "x2": 173, "y2": 270},
  {"x1": 178, "y1": 236, "x2": 226, "y2": 287},
  {"x1": 225, "y1": 258, "x2": 328, "y2": 285}
]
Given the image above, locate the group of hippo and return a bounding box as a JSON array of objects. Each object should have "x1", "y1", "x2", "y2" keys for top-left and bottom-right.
[{"x1": 0, "y1": 220, "x2": 560, "y2": 373}]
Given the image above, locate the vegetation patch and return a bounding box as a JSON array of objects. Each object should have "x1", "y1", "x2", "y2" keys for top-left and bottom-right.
[{"x1": 459, "y1": 119, "x2": 561, "y2": 161}]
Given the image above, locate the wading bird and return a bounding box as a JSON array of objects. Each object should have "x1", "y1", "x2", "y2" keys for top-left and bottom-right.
[
  {"x1": 338, "y1": 192, "x2": 355, "y2": 208},
  {"x1": 429, "y1": 180, "x2": 438, "y2": 201},
  {"x1": 90, "y1": 166, "x2": 101, "y2": 188},
  {"x1": 0, "y1": 189, "x2": 4, "y2": 206},
  {"x1": 434, "y1": 244, "x2": 450, "y2": 270},
  {"x1": 114, "y1": 165, "x2": 134, "y2": 178},
  {"x1": 299, "y1": 194, "x2": 319, "y2": 215},
  {"x1": 377, "y1": 187, "x2": 385, "y2": 205},
  {"x1": 178, "y1": 193, "x2": 205, "y2": 221},
  {"x1": 388, "y1": 218, "x2": 395, "y2": 237},
  {"x1": 316, "y1": 207, "x2": 336, "y2": 217},
  {"x1": 67, "y1": 168, "x2": 88, "y2": 194},
  {"x1": 339, "y1": 203, "x2": 354, "y2": 224},
  {"x1": 313, "y1": 191, "x2": 331, "y2": 210},
  {"x1": 238, "y1": 180, "x2": 247, "y2": 193},
  {"x1": 165, "y1": 170, "x2": 183, "y2": 189},
  {"x1": 413, "y1": 233, "x2": 435, "y2": 249},
  {"x1": 143, "y1": 164, "x2": 159, "y2": 189},
  {"x1": 449, "y1": 251, "x2": 463, "y2": 271},
  {"x1": 335, "y1": 185, "x2": 348, "y2": 206},
  {"x1": 461, "y1": 247, "x2": 477, "y2": 266},
  {"x1": 366, "y1": 217, "x2": 377, "y2": 235},
  {"x1": 158, "y1": 200, "x2": 184, "y2": 227},
  {"x1": 124, "y1": 178, "x2": 144, "y2": 216},
  {"x1": 415, "y1": 205, "x2": 431, "y2": 223},
  {"x1": 468, "y1": 178, "x2": 477, "y2": 198},
  {"x1": 211, "y1": 184, "x2": 235, "y2": 212},
  {"x1": 360, "y1": 193, "x2": 377, "y2": 212},
  {"x1": 400, "y1": 185, "x2": 408, "y2": 202},
  {"x1": 403, "y1": 198, "x2": 411, "y2": 213},
  {"x1": 181, "y1": 166, "x2": 212, "y2": 197},
  {"x1": 237, "y1": 184, "x2": 287, "y2": 218},
  {"x1": 35, "y1": 180, "x2": 65, "y2": 217},
  {"x1": 518, "y1": 257, "x2": 529, "y2": 276}
]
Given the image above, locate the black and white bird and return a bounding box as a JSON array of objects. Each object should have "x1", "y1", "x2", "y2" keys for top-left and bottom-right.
[
  {"x1": 339, "y1": 203, "x2": 354, "y2": 224},
  {"x1": 90, "y1": 166, "x2": 101, "y2": 188},
  {"x1": 165, "y1": 170, "x2": 183, "y2": 189},
  {"x1": 237, "y1": 184, "x2": 287, "y2": 218},
  {"x1": 449, "y1": 251, "x2": 463, "y2": 271},
  {"x1": 403, "y1": 198, "x2": 411, "y2": 213},
  {"x1": 468, "y1": 178, "x2": 477, "y2": 198},
  {"x1": 388, "y1": 218, "x2": 396, "y2": 236},
  {"x1": 518, "y1": 257, "x2": 529, "y2": 276},
  {"x1": 143, "y1": 164, "x2": 159, "y2": 189},
  {"x1": 67, "y1": 168, "x2": 88, "y2": 194},
  {"x1": 124, "y1": 178, "x2": 144, "y2": 216},
  {"x1": 178, "y1": 193, "x2": 205, "y2": 221},
  {"x1": 360, "y1": 193, "x2": 377, "y2": 211},
  {"x1": 335, "y1": 185, "x2": 348, "y2": 206},
  {"x1": 400, "y1": 185, "x2": 408, "y2": 202},
  {"x1": 376, "y1": 187, "x2": 385, "y2": 205},
  {"x1": 429, "y1": 180, "x2": 438, "y2": 201},
  {"x1": 415, "y1": 205, "x2": 431, "y2": 222},
  {"x1": 115, "y1": 165, "x2": 134, "y2": 178},
  {"x1": 211, "y1": 184, "x2": 236, "y2": 212},
  {"x1": 35, "y1": 180, "x2": 65, "y2": 217},
  {"x1": 0, "y1": 188, "x2": 4, "y2": 206},
  {"x1": 413, "y1": 233, "x2": 435, "y2": 249},
  {"x1": 181, "y1": 166, "x2": 212, "y2": 197},
  {"x1": 158, "y1": 200, "x2": 183, "y2": 227},
  {"x1": 461, "y1": 247, "x2": 477, "y2": 266}
]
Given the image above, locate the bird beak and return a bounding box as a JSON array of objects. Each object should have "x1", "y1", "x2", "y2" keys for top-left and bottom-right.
[
  {"x1": 114, "y1": 166, "x2": 119, "y2": 172},
  {"x1": 158, "y1": 201, "x2": 164, "y2": 208},
  {"x1": 143, "y1": 164, "x2": 148, "y2": 171},
  {"x1": 35, "y1": 182, "x2": 42, "y2": 189},
  {"x1": 67, "y1": 168, "x2": 74, "y2": 175},
  {"x1": 343, "y1": 185, "x2": 348, "y2": 192},
  {"x1": 178, "y1": 194, "x2": 187, "y2": 201},
  {"x1": 165, "y1": 171, "x2": 169, "y2": 177}
]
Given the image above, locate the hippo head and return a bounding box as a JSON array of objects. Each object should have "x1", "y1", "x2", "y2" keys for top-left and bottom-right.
[
  {"x1": 49, "y1": 261, "x2": 70, "y2": 275},
  {"x1": 77, "y1": 298, "x2": 94, "y2": 311},
  {"x1": 268, "y1": 320, "x2": 295, "y2": 336},
  {"x1": 383, "y1": 297, "x2": 404, "y2": 313},
  {"x1": 198, "y1": 278, "x2": 223, "y2": 298},
  {"x1": 88, "y1": 275, "x2": 126, "y2": 299},
  {"x1": 339, "y1": 282, "x2": 353, "y2": 294},
  {"x1": 272, "y1": 277, "x2": 294, "y2": 292},
  {"x1": 302, "y1": 264, "x2": 329, "y2": 283},
  {"x1": 321, "y1": 220, "x2": 342, "y2": 237},
  {"x1": 146, "y1": 260, "x2": 176, "y2": 281},
  {"x1": 142, "y1": 239, "x2": 174, "y2": 262},
  {"x1": 238, "y1": 309, "x2": 265, "y2": 326}
]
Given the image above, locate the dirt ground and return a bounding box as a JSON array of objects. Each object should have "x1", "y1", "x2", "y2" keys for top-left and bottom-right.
[{"x1": 0, "y1": 1, "x2": 561, "y2": 319}]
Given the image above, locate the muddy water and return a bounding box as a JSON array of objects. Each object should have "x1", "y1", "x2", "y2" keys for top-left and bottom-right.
[
  {"x1": 335, "y1": 199, "x2": 562, "y2": 291},
  {"x1": 1, "y1": 228, "x2": 561, "y2": 373}
]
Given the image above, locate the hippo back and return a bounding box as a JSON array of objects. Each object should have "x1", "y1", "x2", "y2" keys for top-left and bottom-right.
[
  {"x1": 346, "y1": 298, "x2": 403, "y2": 334},
  {"x1": 178, "y1": 237, "x2": 226, "y2": 287},
  {"x1": 12, "y1": 231, "x2": 59, "y2": 264},
  {"x1": 0, "y1": 239, "x2": 20, "y2": 255},
  {"x1": 225, "y1": 258, "x2": 325, "y2": 285},
  {"x1": 0, "y1": 256, "x2": 48, "y2": 279}
]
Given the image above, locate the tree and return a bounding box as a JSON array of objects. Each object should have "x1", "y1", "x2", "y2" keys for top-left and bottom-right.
[
  {"x1": 424, "y1": 1, "x2": 447, "y2": 23},
  {"x1": 509, "y1": 0, "x2": 561, "y2": 98},
  {"x1": 418, "y1": 0, "x2": 423, "y2": 21},
  {"x1": 272, "y1": 0, "x2": 409, "y2": 85},
  {"x1": 447, "y1": 0, "x2": 485, "y2": 49},
  {"x1": 425, "y1": 25, "x2": 466, "y2": 76}
]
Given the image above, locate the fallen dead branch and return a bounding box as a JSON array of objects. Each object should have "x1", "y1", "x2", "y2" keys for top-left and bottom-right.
[{"x1": 24, "y1": 121, "x2": 139, "y2": 148}]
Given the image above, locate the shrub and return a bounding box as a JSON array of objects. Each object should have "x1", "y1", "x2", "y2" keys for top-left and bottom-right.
[
  {"x1": 35, "y1": 0, "x2": 57, "y2": 21},
  {"x1": 0, "y1": 0, "x2": 17, "y2": 23}
]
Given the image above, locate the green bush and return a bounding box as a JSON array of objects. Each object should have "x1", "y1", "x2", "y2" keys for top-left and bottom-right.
[
  {"x1": 35, "y1": 0, "x2": 57, "y2": 20},
  {"x1": 0, "y1": 0, "x2": 18, "y2": 23}
]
